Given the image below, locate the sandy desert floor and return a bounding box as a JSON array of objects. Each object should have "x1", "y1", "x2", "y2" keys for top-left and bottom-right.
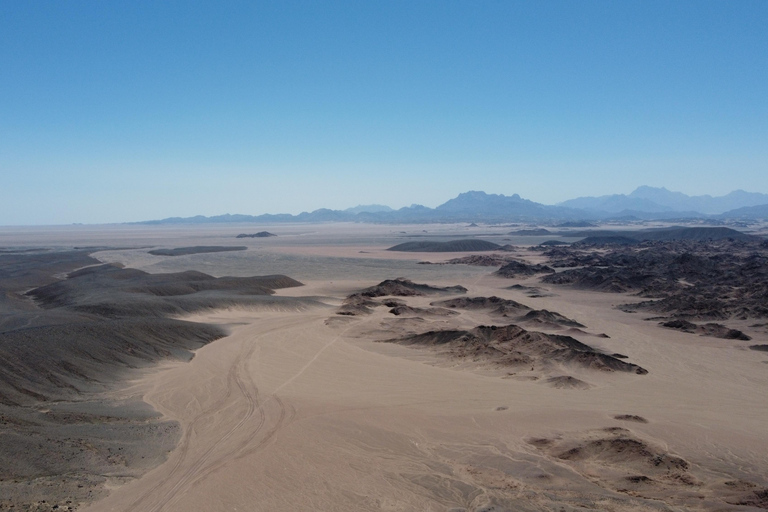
[{"x1": 2, "y1": 223, "x2": 767, "y2": 511}]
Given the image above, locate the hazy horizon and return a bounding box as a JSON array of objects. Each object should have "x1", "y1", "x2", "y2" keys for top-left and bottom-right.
[
  {"x1": 2, "y1": 2, "x2": 767, "y2": 225},
  {"x1": 2, "y1": 184, "x2": 767, "y2": 227}
]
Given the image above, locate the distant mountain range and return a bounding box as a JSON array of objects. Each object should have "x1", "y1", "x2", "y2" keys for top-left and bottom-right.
[
  {"x1": 135, "y1": 187, "x2": 768, "y2": 225},
  {"x1": 560, "y1": 186, "x2": 768, "y2": 215}
]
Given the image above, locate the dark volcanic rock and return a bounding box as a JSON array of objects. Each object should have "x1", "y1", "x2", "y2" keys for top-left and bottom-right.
[
  {"x1": 541, "y1": 239, "x2": 768, "y2": 322},
  {"x1": 28, "y1": 264, "x2": 303, "y2": 318},
  {"x1": 236, "y1": 231, "x2": 276, "y2": 238},
  {"x1": 519, "y1": 309, "x2": 584, "y2": 328},
  {"x1": 380, "y1": 324, "x2": 647, "y2": 375},
  {"x1": 509, "y1": 228, "x2": 552, "y2": 236},
  {"x1": 337, "y1": 294, "x2": 379, "y2": 316},
  {"x1": 336, "y1": 279, "x2": 467, "y2": 316},
  {"x1": 388, "y1": 305, "x2": 457, "y2": 317},
  {"x1": 698, "y1": 323, "x2": 752, "y2": 340},
  {"x1": 495, "y1": 260, "x2": 555, "y2": 278},
  {"x1": 0, "y1": 319, "x2": 225, "y2": 405},
  {"x1": 614, "y1": 414, "x2": 649, "y2": 423},
  {"x1": 387, "y1": 240, "x2": 502, "y2": 252},
  {"x1": 568, "y1": 226, "x2": 760, "y2": 242},
  {"x1": 557, "y1": 221, "x2": 597, "y2": 228},
  {"x1": 661, "y1": 319, "x2": 698, "y2": 332},
  {"x1": 433, "y1": 296, "x2": 531, "y2": 316},
  {"x1": 433, "y1": 296, "x2": 583, "y2": 328},
  {"x1": 359, "y1": 278, "x2": 467, "y2": 298},
  {"x1": 445, "y1": 254, "x2": 517, "y2": 266},
  {"x1": 574, "y1": 236, "x2": 640, "y2": 246}
]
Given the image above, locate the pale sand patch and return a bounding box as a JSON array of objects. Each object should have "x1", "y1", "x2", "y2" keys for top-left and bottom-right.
[{"x1": 83, "y1": 276, "x2": 768, "y2": 511}]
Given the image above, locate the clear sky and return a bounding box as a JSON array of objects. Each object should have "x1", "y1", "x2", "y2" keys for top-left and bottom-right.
[{"x1": 1, "y1": 1, "x2": 767, "y2": 225}]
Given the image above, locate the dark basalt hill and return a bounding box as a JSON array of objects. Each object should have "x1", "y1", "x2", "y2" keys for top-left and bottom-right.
[
  {"x1": 236, "y1": 231, "x2": 276, "y2": 238},
  {"x1": 568, "y1": 226, "x2": 760, "y2": 243},
  {"x1": 509, "y1": 228, "x2": 551, "y2": 236},
  {"x1": 445, "y1": 254, "x2": 517, "y2": 266},
  {"x1": 359, "y1": 278, "x2": 467, "y2": 298},
  {"x1": 495, "y1": 260, "x2": 555, "y2": 278},
  {"x1": 574, "y1": 236, "x2": 639, "y2": 246},
  {"x1": 432, "y1": 296, "x2": 584, "y2": 328},
  {"x1": 433, "y1": 296, "x2": 531, "y2": 316},
  {"x1": 337, "y1": 279, "x2": 467, "y2": 316},
  {"x1": 0, "y1": 249, "x2": 100, "y2": 292},
  {"x1": 0, "y1": 250, "x2": 102, "y2": 333},
  {"x1": 5, "y1": 262, "x2": 305, "y2": 401},
  {"x1": 0, "y1": 319, "x2": 225, "y2": 406},
  {"x1": 380, "y1": 324, "x2": 647, "y2": 374},
  {"x1": 387, "y1": 240, "x2": 502, "y2": 252},
  {"x1": 520, "y1": 309, "x2": 585, "y2": 328},
  {"x1": 28, "y1": 264, "x2": 303, "y2": 318},
  {"x1": 556, "y1": 221, "x2": 597, "y2": 228},
  {"x1": 148, "y1": 246, "x2": 247, "y2": 256},
  {"x1": 538, "y1": 239, "x2": 768, "y2": 342},
  {"x1": 661, "y1": 319, "x2": 751, "y2": 340}
]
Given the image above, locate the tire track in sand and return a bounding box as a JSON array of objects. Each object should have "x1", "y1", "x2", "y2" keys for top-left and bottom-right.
[
  {"x1": 157, "y1": 315, "x2": 360, "y2": 507},
  {"x1": 127, "y1": 316, "x2": 318, "y2": 512}
]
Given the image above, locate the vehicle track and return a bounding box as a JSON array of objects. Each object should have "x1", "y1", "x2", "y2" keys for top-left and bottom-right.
[{"x1": 125, "y1": 314, "x2": 321, "y2": 512}]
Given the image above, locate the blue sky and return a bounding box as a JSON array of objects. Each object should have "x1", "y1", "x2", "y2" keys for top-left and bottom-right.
[{"x1": 1, "y1": 1, "x2": 767, "y2": 225}]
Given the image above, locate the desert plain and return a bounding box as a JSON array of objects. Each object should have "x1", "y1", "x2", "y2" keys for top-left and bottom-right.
[{"x1": 1, "y1": 222, "x2": 767, "y2": 512}]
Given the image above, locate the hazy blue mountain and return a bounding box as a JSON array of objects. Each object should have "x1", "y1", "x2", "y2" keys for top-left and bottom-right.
[
  {"x1": 630, "y1": 186, "x2": 768, "y2": 214},
  {"x1": 134, "y1": 188, "x2": 768, "y2": 225},
  {"x1": 604, "y1": 210, "x2": 707, "y2": 221},
  {"x1": 344, "y1": 204, "x2": 394, "y2": 214},
  {"x1": 562, "y1": 186, "x2": 768, "y2": 215},
  {"x1": 559, "y1": 193, "x2": 671, "y2": 213},
  {"x1": 433, "y1": 191, "x2": 592, "y2": 221},
  {"x1": 135, "y1": 191, "x2": 594, "y2": 225},
  {"x1": 719, "y1": 203, "x2": 768, "y2": 219},
  {"x1": 436, "y1": 191, "x2": 544, "y2": 215}
]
